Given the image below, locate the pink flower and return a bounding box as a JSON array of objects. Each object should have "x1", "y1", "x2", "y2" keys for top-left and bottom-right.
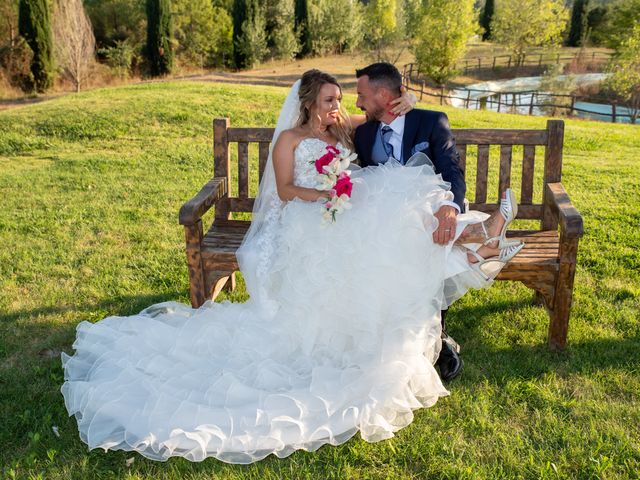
[
  {"x1": 326, "y1": 145, "x2": 340, "y2": 155},
  {"x1": 315, "y1": 150, "x2": 336, "y2": 173},
  {"x1": 334, "y1": 176, "x2": 353, "y2": 198},
  {"x1": 324, "y1": 201, "x2": 333, "y2": 209}
]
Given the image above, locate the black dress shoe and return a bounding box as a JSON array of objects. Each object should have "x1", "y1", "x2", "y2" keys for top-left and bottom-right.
[{"x1": 436, "y1": 336, "x2": 463, "y2": 382}]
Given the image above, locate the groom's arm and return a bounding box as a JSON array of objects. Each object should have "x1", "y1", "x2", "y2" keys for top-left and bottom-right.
[{"x1": 429, "y1": 113, "x2": 466, "y2": 212}]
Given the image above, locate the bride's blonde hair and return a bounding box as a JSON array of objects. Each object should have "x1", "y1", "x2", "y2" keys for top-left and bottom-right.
[{"x1": 296, "y1": 69, "x2": 354, "y2": 150}]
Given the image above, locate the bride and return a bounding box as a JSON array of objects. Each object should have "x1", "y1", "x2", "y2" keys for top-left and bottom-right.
[{"x1": 61, "y1": 70, "x2": 522, "y2": 464}]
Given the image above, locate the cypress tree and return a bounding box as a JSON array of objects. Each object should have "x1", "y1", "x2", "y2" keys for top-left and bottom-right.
[
  {"x1": 480, "y1": 0, "x2": 494, "y2": 41},
  {"x1": 232, "y1": 0, "x2": 248, "y2": 68},
  {"x1": 294, "y1": 0, "x2": 310, "y2": 57},
  {"x1": 18, "y1": 0, "x2": 54, "y2": 92},
  {"x1": 146, "y1": 0, "x2": 173, "y2": 76},
  {"x1": 568, "y1": 0, "x2": 589, "y2": 47}
]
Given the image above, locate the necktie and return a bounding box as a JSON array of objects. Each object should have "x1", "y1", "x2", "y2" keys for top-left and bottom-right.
[{"x1": 381, "y1": 125, "x2": 395, "y2": 161}]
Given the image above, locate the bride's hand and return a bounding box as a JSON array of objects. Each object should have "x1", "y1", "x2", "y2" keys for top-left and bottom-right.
[{"x1": 389, "y1": 85, "x2": 417, "y2": 116}]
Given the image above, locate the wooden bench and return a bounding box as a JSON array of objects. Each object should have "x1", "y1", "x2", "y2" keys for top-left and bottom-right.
[{"x1": 179, "y1": 118, "x2": 584, "y2": 350}]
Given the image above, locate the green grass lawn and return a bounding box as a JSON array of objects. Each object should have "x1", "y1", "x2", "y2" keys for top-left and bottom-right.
[{"x1": 0, "y1": 81, "x2": 639, "y2": 479}]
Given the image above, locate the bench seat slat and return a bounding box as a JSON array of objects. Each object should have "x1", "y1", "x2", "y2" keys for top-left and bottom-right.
[{"x1": 199, "y1": 226, "x2": 560, "y2": 272}]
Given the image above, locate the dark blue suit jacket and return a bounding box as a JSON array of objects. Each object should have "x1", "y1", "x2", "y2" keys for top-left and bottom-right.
[{"x1": 353, "y1": 109, "x2": 466, "y2": 211}]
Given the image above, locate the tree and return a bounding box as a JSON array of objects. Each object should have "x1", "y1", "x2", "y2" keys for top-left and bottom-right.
[
  {"x1": 586, "y1": 6, "x2": 608, "y2": 46},
  {"x1": 401, "y1": 0, "x2": 423, "y2": 37},
  {"x1": 18, "y1": 0, "x2": 54, "y2": 92},
  {"x1": 364, "y1": 0, "x2": 403, "y2": 62},
  {"x1": 0, "y1": 0, "x2": 31, "y2": 90},
  {"x1": 480, "y1": 0, "x2": 494, "y2": 40},
  {"x1": 232, "y1": 0, "x2": 248, "y2": 68},
  {"x1": 491, "y1": 0, "x2": 568, "y2": 66},
  {"x1": 0, "y1": 0, "x2": 19, "y2": 49},
  {"x1": 84, "y1": 0, "x2": 146, "y2": 50},
  {"x1": 307, "y1": 0, "x2": 364, "y2": 55},
  {"x1": 234, "y1": 0, "x2": 268, "y2": 69},
  {"x1": 597, "y1": 0, "x2": 640, "y2": 50},
  {"x1": 145, "y1": 0, "x2": 173, "y2": 76},
  {"x1": 604, "y1": 24, "x2": 640, "y2": 123},
  {"x1": 172, "y1": 0, "x2": 233, "y2": 67},
  {"x1": 266, "y1": 0, "x2": 299, "y2": 60},
  {"x1": 567, "y1": 0, "x2": 589, "y2": 47},
  {"x1": 51, "y1": 0, "x2": 95, "y2": 92},
  {"x1": 413, "y1": 0, "x2": 478, "y2": 85},
  {"x1": 295, "y1": 0, "x2": 311, "y2": 56}
]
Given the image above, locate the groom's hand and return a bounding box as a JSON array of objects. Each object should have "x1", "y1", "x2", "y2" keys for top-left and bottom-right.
[{"x1": 433, "y1": 206, "x2": 457, "y2": 245}]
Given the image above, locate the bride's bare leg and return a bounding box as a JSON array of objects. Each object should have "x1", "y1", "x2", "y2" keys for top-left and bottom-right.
[{"x1": 454, "y1": 192, "x2": 510, "y2": 263}]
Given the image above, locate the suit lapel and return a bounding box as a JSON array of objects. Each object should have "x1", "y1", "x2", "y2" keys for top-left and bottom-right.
[
  {"x1": 359, "y1": 121, "x2": 379, "y2": 166},
  {"x1": 401, "y1": 110, "x2": 420, "y2": 161}
]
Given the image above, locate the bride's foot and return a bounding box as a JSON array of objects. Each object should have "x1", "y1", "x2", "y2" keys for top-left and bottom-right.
[
  {"x1": 466, "y1": 241, "x2": 524, "y2": 280},
  {"x1": 457, "y1": 189, "x2": 519, "y2": 247}
]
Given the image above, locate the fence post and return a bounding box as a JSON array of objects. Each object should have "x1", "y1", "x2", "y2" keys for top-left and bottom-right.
[
  {"x1": 492, "y1": 56, "x2": 496, "y2": 69},
  {"x1": 507, "y1": 56, "x2": 511, "y2": 68},
  {"x1": 556, "y1": 53, "x2": 560, "y2": 64},
  {"x1": 570, "y1": 95, "x2": 576, "y2": 117},
  {"x1": 420, "y1": 80, "x2": 425, "y2": 101},
  {"x1": 440, "y1": 86, "x2": 445, "y2": 106},
  {"x1": 465, "y1": 89, "x2": 471, "y2": 109},
  {"x1": 612, "y1": 102, "x2": 617, "y2": 123},
  {"x1": 478, "y1": 58, "x2": 481, "y2": 70},
  {"x1": 529, "y1": 92, "x2": 535, "y2": 115},
  {"x1": 497, "y1": 93, "x2": 501, "y2": 112},
  {"x1": 539, "y1": 54, "x2": 543, "y2": 66}
]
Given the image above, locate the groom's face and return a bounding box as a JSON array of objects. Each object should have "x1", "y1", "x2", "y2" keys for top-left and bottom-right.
[{"x1": 356, "y1": 76, "x2": 386, "y2": 122}]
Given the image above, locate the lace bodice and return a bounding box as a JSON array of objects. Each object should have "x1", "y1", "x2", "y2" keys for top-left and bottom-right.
[{"x1": 294, "y1": 138, "x2": 347, "y2": 188}]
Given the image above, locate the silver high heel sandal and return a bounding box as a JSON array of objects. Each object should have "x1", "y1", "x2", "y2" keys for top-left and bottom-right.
[
  {"x1": 467, "y1": 241, "x2": 525, "y2": 281},
  {"x1": 481, "y1": 188, "x2": 521, "y2": 249}
]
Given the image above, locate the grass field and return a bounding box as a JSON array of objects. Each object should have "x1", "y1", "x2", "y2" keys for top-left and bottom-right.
[{"x1": 0, "y1": 81, "x2": 639, "y2": 479}]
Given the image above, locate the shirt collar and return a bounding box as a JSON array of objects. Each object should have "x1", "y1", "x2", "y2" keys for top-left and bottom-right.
[{"x1": 381, "y1": 114, "x2": 405, "y2": 136}]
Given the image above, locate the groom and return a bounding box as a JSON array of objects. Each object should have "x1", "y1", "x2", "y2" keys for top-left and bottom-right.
[{"x1": 353, "y1": 62, "x2": 465, "y2": 382}]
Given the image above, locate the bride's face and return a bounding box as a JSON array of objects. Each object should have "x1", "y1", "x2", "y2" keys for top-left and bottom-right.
[{"x1": 310, "y1": 83, "x2": 342, "y2": 127}]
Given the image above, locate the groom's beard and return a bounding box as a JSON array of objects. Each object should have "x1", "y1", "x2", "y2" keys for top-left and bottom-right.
[{"x1": 364, "y1": 105, "x2": 386, "y2": 122}]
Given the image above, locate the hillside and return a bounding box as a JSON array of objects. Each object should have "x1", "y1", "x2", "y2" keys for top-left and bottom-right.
[{"x1": 1, "y1": 81, "x2": 638, "y2": 479}]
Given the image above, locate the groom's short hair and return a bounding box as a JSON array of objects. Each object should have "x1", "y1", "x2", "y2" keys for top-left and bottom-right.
[{"x1": 356, "y1": 63, "x2": 402, "y2": 95}]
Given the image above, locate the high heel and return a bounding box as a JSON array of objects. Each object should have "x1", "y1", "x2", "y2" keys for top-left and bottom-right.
[
  {"x1": 467, "y1": 241, "x2": 524, "y2": 281},
  {"x1": 482, "y1": 188, "x2": 520, "y2": 248}
]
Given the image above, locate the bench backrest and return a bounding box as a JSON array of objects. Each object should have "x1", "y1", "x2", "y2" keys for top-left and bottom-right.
[{"x1": 212, "y1": 117, "x2": 564, "y2": 230}]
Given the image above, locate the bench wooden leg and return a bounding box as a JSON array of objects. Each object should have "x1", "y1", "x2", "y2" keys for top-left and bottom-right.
[
  {"x1": 184, "y1": 222, "x2": 206, "y2": 308},
  {"x1": 548, "y1": 257, "x2": 578, "y2": 351},
  {"x1": 206, "y1": 271, "x2": 236, "y2": 302}
]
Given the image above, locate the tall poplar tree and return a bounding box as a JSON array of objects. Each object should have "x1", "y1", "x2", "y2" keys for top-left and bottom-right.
[
  {"x1": 146, "y1": 0, "x2": 173, "y2": 76},
  {"x1": 295, "y1": 0, "x2": 311, "y2": 56},
  {"x1": 18, "y1": 0, "x2": 54, "y2": 92},
  {"x1": 567, "y1": 0, "x2": 589, "y2": 46},
  {"x1": 480, "y1": 0, "x2": 494, "y2": 40},
  {"x1": 232, "y1": 0, "x2": 247, "y2": 68}
]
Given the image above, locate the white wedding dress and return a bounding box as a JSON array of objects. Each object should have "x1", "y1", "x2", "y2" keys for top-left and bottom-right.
[
  {"x1": 61, "y1": 79, "x2": 496, "y2": 463},
  {"x1": 61, "y1": 137, "x2": 492, "y2": 463}
]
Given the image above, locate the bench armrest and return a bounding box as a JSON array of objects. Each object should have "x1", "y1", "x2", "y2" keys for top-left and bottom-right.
[
  {"x1": 545, "y1": 182, "x2": 584, "y2": 239},
  {"x1": 179, "y1": 176, "x2": 227, "y2": 226}
]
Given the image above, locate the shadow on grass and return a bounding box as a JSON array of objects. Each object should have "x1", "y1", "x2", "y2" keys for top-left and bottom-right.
[
  {"x1": 0, "y1": 291, "x2": 188, "y2": 326},
  {"x1": 445, "y1": 296, "x2": 640, "y2": 383}
]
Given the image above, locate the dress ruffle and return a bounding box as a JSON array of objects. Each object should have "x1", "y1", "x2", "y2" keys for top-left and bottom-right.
[{"x1": 61, "y1": 159, "x2": 485, "y2": 463}]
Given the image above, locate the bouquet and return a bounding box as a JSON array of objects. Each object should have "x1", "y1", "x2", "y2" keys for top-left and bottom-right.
[{"x1": 311, "y1": 145, "x2": 357, "y2": 223}]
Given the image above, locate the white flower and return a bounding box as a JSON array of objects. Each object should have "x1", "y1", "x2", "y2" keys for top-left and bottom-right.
[{"x1": 315, "y1": 174, "x2": 336, "y2": 190}]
